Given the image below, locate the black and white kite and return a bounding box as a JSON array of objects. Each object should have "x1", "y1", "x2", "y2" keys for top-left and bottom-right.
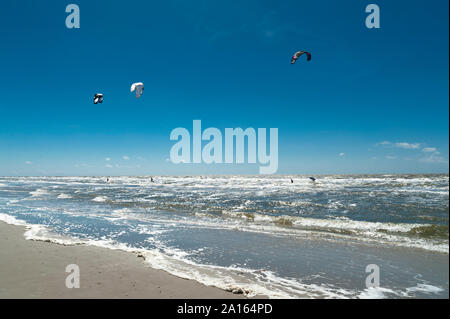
[
  {"x1": 291, "y1": 51, "x2": 311, "y2": 64},
  {"x1": 93, "y1": 93, "x2": 103, "y2": 104}
]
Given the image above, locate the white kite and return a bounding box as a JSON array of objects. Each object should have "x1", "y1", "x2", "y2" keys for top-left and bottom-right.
[{"x1": 130, "y1": 82, "x2": 144, "y2": 98}]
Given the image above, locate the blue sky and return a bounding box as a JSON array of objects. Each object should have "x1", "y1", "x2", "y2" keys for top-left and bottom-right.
[{"x1": 0, "y1": 0, "x2": 448, "y2": 176}]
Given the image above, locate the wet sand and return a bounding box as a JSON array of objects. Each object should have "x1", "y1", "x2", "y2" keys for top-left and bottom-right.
[{"x1": 0, "y1": 221, "x2": 244, "y2": 299}]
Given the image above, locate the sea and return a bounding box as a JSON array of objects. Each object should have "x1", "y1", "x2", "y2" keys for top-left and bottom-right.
[{"x1": 0, "y1": 174, "x2": 448, "y2": 298}]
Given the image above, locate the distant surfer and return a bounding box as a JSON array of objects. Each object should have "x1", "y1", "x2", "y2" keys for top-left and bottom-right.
[
  {"x1": 290, "y1": 178, "x2": 294, "y2": 183},
  {"x1": 309, "y1": 177, "x2": 316, "y2": 182},
  {"x1": 150, "y1": 177, "x2": 154, "y2": 183},
  {"x1": 106, "y1": 177, "x2": 109, "y2": 183}
]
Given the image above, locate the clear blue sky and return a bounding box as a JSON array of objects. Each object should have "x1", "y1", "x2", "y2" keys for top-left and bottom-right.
[{"x1": 0, "y1": 0, "x2": 448, "y2": 176}]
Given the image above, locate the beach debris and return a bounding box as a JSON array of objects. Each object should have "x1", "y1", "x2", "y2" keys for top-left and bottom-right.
[
  {"x1": 130, "y1": 82, "x2": 144, "y2": 98},
  {"x1": 291, "y1": 50, "x2": 311, "y2": 64},
  {"x1": 225, "y1": 287, "x2": 250, "y2": 295},
  {"x1": 93, "y1": 93, "x2": 103, "y2": 104}
]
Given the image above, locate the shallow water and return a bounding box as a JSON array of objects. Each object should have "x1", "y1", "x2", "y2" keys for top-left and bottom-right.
[{"x1": 0, "y1": 175, "x2": 448, "y2": 298}]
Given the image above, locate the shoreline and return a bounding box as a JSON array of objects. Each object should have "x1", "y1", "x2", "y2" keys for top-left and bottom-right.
[{"x1": 0, "y1": 221, "x2": 245, "y2": 299}]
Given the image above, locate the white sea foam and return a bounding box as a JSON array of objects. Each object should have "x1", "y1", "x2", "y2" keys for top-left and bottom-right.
[
  {"x1": 57, "y1": 193, "x2": 72, "y2": 199},
  {"x1": 0, "y1": 212, "x2": 29, "y2": 226},
  {"x1": 358, "y1": 287, "x2": 401, "y2": 299},
  {"x1": 223, "y1": 210, "x2": 421, "y2": 237},
  {"x1": 0, "y1": 212, "x2": 82, "y2": 245},
  {"x1": 359, "y1": 283, "x2": 445, "y2": 299},
  {"x1": 0, "y1": 175, "x2": 448, "y2": 298},
  {"x1": 136, "y1": 246, "x2": 355, "y2": 298},
  {"x1": 7, "y1": 199, "x2": 20, "y2": 205},
  {"x1": 0, "y1": 209, "x2": 447, "y2": 298},
  {"x1": 29, "y1": 188, "x2": 50, "y2": 197},
  {"x1": 92, "y1": 196, "x2": 108, "y2": 202},
  {"x1": 113, "y1": 208, "x2": 133, "y2": 214},
  {"x1": 221, "y1": 211, "x2": 448, "y2": 253},
  {"x1": 405, "y1": 283, "x2": 444, "y2": 295},
  {"x1": 0, "y1": 212, "x2": 360, "y2": 298}
]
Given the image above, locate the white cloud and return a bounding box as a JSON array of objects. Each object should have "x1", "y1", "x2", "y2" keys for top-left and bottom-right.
[
  {"x1": 105, "y1": 164, "x2": 113, "y2": 168},
  {"x1": 385, "y1": 155, "x2": 397, "y2": 160},
  {"x1": 105, "y1": 157, "x2": 111, "y2": 161},
  {"x1": 339, "y1": 153, "x2": 345, "y2": 157},
  {"x1": 419, "y1": 147, "x2": 448, "y2": 163},
  {"x1": 394, "y1": 142, "x2": 420, "y2": 149},
  {"x1": 420, "y1": 154, "x2": 448, "y2": 164},
  {"x1": 122, "y1": 156, "x2": 130, "y2": 160},
  {"x1": 25, "y1": 161, "x2": 32, "y2": 165},
  {"x1": 376, "y1": 141, "x2": 421, "y2": 149},
  {"x1": 419, "y1": 147, "x2": 444, "y2": 163}
]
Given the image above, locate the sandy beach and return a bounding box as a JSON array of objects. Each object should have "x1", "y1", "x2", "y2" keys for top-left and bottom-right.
[{"x1": 0, "y1": 221, "x2": 244, "y2": 299}]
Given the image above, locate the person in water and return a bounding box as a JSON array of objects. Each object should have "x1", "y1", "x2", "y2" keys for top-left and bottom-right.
[
  {"x1": 150, "y1": 177, "x2": 154, "y2": 183},
  {"x1": 290, "y1": 178, "x2": 294, "y2": 183}
]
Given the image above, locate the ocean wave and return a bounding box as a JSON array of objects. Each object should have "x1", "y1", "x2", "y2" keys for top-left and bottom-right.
[
  {"x1": 0, "y1": 175, "x2": 448, "y2": 298},
  {"x1": 407, "y1": 225, "x2": 449, "y2": 239},
  {"x1": 223, "y1": 210, "x2": 423, "y2": 233},
  {"x1": 6, "y1": 199, "x2": 20, "y2": 205},
  {"x1": 29, "y1": 188, "x2": 51, "y2": 197},
  {"x1": 0, "y1": 213, "x2": 357, "y2": 298},
  {"x1": 57, "y1": 193, "x2": 72, "y2": 199},
  {"x1": 220, "y1": 211, "x2": 449, "y2": 253},
  {"x1": 92, "y1": 196, "x2": 109, "y2": 202},
  {"x1": 359, "y1": 283, "x2": 444, "y2": 299},
  {"x1": 0, "y1": 212, "x2": 28, "y2": 226}
]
